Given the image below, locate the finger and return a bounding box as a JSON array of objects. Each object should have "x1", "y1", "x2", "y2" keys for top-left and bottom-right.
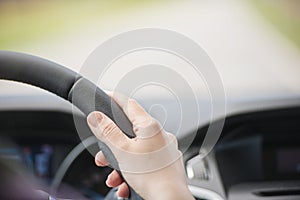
[
  {"x1": 106, "y1": 91, "x2": 153, "y2": 133},
  {"x1": 87, "y1": 111, "x2": 130, "y2": 149},
  {"x1": 95, "y1": 151, "x2": 109, "y2": 167},
  {"x1": 105, "y1": 170, "x2": 123, "y2": 188},
  {"x1": 104, "y1": 90, "x2": 128, "y2": 109},
  {"x1": 117, "y1": 182, "x2": 130, "y2": 198},
  {"x1": 107, "y1": 91, "x2": 150, "y2": 122}
]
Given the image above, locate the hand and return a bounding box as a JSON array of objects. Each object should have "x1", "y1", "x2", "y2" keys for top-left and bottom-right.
[{"x1": 87, "y1": 92, "x2": 194, "y2": 200}]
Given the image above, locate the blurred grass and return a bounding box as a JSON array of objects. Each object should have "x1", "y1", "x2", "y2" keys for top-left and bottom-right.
[
  {"x1": 0, "y1": 0, "x2": 162, "y2": 49},
  {"x1": 252, "y1": 0, "x2": 300, "y2": 49}
]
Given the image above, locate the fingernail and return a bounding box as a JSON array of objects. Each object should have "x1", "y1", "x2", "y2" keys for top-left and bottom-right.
[
  {"x1": 106, "y1": 174, "x2": 112, "y2": 187},
  {"x1": 87, "y1": 112, "x2": 102, "y2": 128},
  {"x1": 95, "y1": 151, "x2": 109, "y2": 166}
]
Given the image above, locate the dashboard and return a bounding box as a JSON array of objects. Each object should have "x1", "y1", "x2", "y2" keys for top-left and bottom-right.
[
  {"x1": 0, "y1": 105, "x2": 300, "y2": 199},
  {"x1": 0, "y1": 110, "x2": 111, "y2": 199},
  {"x1": 184, "y1": 106, "x2": 300, "y2": 200}
]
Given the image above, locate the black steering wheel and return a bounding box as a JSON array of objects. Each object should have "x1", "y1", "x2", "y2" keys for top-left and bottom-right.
[{"x1": 0, "y1": 50, "x2": 143, "y2": 200}]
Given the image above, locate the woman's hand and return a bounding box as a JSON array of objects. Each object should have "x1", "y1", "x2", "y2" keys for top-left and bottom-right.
[{"x1": 87, "y1": 92, "x2": 194, "y2": 200}]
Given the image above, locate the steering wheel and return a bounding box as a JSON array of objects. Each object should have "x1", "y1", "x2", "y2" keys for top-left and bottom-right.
[{"x1": 0, "y1": 50, "x2": 143, "y2": 200}]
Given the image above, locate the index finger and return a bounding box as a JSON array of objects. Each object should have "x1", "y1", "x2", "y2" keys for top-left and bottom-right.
[{"x1": 106, "y1": 91, "x2": 152, "y2": 128}]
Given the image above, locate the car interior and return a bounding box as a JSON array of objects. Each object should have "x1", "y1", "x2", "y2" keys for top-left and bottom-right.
[
  {"x1": 0, "y1": 51, "x2": 299, "y2": 200},
  {"x1": 1, "y1": 1, "x2": 300, "y2": 200}
]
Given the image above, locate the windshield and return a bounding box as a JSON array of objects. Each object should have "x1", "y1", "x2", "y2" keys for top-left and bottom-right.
[{"x1": 1, "y1": 0, "x2": 300, "y2": 99}]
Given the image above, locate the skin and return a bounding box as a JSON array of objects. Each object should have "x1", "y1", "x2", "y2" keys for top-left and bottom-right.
[
  {"x1": 87, "y1": 92, "x2": 195, "y2": 199},
  {"x1": 95, "y1": 151, "x2": 129, "y2": 197}
]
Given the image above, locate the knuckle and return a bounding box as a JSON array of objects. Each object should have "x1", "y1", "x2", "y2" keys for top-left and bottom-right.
[
  {"x1": 128, "y1": 98, "x2": 138, "y2": 106},
  {"x1": 118, "y1": 140, "x2": 130, "y2": 151},
  {"x1": 128, "y1": 98, "x2": 136, "y2": 103},
  {"x1": 167, "y1": 132, "x2": 176, "y2": 140},
  {"x1": 149, "y1": 118, "x2": 162, "y2": 130},
  {"x1": 102, "y1": 122, "x2": 118, "y2": 137}
]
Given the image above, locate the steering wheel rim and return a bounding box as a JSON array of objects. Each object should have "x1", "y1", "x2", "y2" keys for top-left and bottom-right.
[{"x1": 0, "y1": 50, "x2": 142, "y2": 200}]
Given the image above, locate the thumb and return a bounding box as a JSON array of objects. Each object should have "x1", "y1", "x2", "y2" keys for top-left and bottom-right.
[{"x1": 87, "y1": 111, "x2": 130, "y2": 150}]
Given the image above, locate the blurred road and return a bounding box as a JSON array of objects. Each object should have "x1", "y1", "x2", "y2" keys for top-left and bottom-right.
[{"x1": 3, "y1": 0, "x2": 300, "y2": 98}]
